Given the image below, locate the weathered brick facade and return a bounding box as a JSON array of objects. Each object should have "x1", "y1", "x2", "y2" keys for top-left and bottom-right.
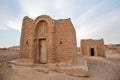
[
  {"x1": 20, "y1": 15, "x2": 77, "y2": 63},
  {"x1": 81, "y1": 39, "x2": 105, "y2": 57}
]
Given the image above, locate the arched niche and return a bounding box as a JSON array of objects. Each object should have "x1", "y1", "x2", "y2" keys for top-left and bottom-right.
[
  {"x1": 34, "y1": 15, "x2": 55, "y2": 33},
  {"x1": 36, "y1": 20, "x2": 48, "y2": 38}
]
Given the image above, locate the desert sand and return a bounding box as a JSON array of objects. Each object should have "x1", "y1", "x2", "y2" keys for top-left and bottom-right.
[{"x1": 0, "y1": 46, "x2": 120, "y2": 80}]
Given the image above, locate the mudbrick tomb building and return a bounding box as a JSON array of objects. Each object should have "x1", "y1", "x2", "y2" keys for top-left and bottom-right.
[
  {"x1": 81, "y1": 39, "x2": 105, "y2": 57},
  {"x1": 20, "y1": 15, "x2": 77, "y2": 64}
]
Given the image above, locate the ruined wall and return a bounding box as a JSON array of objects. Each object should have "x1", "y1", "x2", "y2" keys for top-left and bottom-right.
[
  {"x1": 105, "y1": 44, "x2": 120, "y2": 54},
  {"x1": 54, "y1": 19, "x2": 77, "y2": 63},
  {"x1": 81, "y1": 39, "x2": 105, "y2": 57},
  {"x1": 20, "y1": 16, "x2": 34, "y2": 59},
  {"x1": 20, "y1": 15, "x2": 77, "y2": 63}
]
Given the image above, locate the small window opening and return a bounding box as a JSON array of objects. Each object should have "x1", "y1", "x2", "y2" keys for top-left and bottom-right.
[
  {"x1": 26, "y1": 41, "x2": 28, "y2": 45},
  {"x1": 60, "y1": 41, "x2": 62, "y2": 44}
]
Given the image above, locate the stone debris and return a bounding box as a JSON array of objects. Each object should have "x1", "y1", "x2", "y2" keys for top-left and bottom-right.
[
  {"x1": 41, "y1": 68, "x2": 49, "y2": 73},
  {"x1": 56, "y1": 66, "x2": 89, "y2": 77},
  {"x1": 8, "y1": 59, "x2": 34, "y2": 66}
]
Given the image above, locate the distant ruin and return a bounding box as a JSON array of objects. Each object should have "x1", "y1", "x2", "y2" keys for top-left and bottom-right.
[
  {"x1": 81, "y1": 39, "x2": 105, "y2": 57},
  {"x1": 20, "y1": 15, "x2": 77, "y2": 64}
]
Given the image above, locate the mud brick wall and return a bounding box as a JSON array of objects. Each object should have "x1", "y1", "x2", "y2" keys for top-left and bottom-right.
[
  {"x1": 81, "y1": 39, "x2": 105, "y2": 57},
  {"x1": 20, "y1": 15, "x2": 77, "y2": 63}
]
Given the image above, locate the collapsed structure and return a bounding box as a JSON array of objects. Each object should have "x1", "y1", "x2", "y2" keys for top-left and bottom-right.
[
  {"x1": 20, "y1": 15, "x2": 77, "y2": 64},
  {"x1": 81, "y1": 39, "x2": 105, "y2": 57}
]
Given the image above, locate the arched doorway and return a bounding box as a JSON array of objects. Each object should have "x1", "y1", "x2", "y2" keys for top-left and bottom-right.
[{"x1": 36, "y1": 21, "x2": 48, "y2": 63}]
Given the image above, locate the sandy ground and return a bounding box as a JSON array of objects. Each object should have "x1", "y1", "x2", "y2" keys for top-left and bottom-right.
[{"x1": 0, "y1": 47, "x2": 120, "y2": 80}]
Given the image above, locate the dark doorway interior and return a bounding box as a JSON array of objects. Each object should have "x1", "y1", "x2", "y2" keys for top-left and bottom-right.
[{"x1": 91, "y1": 48, "x2": 94, "y2": 56}]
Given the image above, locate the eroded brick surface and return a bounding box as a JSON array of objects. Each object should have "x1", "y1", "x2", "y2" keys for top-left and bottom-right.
[
  {"x1": 20, "y1": 15, "x2": 77, "y2": 63},
  {"x1": 81, "y1": 39, "x2": 105, "y2": 57}
]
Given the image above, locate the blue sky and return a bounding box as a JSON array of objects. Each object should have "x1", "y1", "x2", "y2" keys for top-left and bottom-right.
[{"x1": 0, "y1": 0, "x2": 120, "y2": 48}]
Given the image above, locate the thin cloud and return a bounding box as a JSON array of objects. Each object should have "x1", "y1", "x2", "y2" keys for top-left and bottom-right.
[
  {"x1": 0, "y1": 0, "x2": 120, "y2": 47},
  {"x1": 76, "y1": 8, "x2": 120, "y2": 46},
  {"x1": 0, "y1": 6, "x2": 13, "y2": 30},
  {"x1": 18, "y1": 0, "x2": 46, "y2": 18},
  {"x1": 7, "y1": 19, "x2": 22, "y2": 32}
]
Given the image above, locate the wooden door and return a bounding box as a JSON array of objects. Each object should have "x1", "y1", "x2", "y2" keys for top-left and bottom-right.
[{"x1": 39, "y1": 39, "x2": 47, "y2": 63}]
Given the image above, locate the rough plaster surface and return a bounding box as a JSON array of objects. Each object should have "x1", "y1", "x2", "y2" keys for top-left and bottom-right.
[
  {"x1": 81, "y1": 39, "x2": 105, "y2": 57},
  {"x1": 20, "y1": 15, "x2": 77, "y2": 63}
]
